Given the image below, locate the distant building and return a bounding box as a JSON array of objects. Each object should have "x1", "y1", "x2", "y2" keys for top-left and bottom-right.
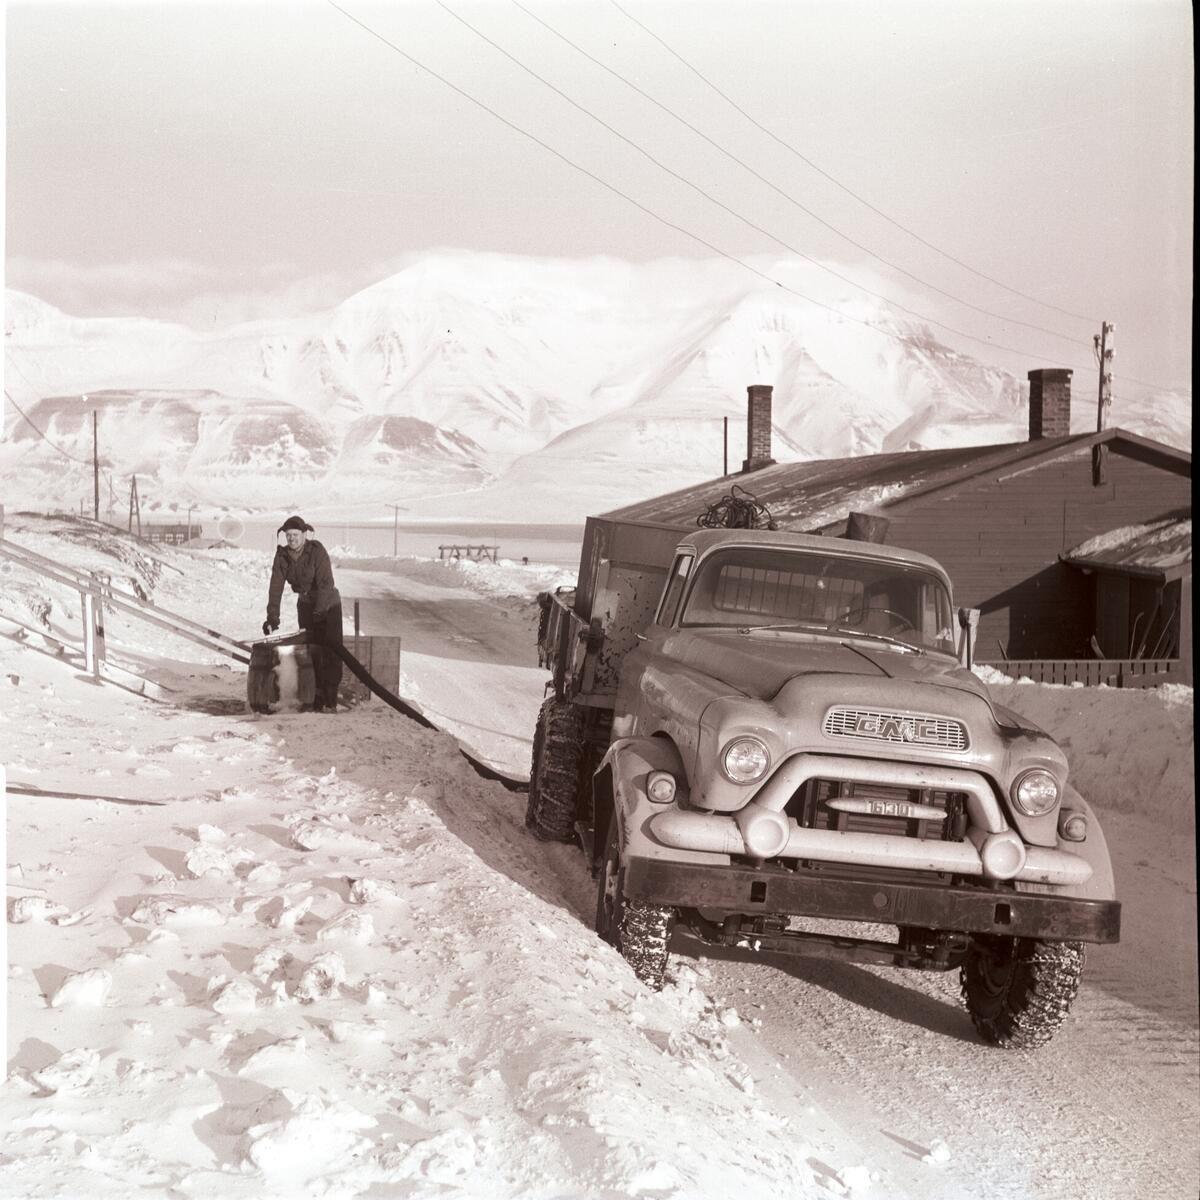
[
  {"x1": 140, "y1": 522, "x2": 203, "y2": 546},
  {"x1": 605, "y1": 373, "x2": 1191, "y2": 682}
]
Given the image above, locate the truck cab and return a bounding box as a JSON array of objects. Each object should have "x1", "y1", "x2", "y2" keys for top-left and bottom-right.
[{"x1": 530, "y1": 519, "x2": 1119, "y2": 1049}]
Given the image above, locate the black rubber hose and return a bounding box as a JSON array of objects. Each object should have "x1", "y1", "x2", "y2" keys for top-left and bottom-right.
[
  {"x1": 331, "y1": 643, "x2": 528, "y2": 793},
  {"x1": 332, "y1": 642, "x2": 435, "y2": 728}
]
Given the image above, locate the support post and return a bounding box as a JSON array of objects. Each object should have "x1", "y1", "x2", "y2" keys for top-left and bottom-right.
[
  {"x1": 91, "y1": 575, "x2": 107, "y2": 668},
  {"x1": 82, "y1": 590, "x2": 97, "y2": 676},
  {"x1": 723, "y1": 416, "x2": 728, "y2": 476}
]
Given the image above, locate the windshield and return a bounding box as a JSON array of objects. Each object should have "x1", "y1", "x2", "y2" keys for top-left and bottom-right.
[{"x1": 680, "y1": 546, "x2": 957, "y2": 655}]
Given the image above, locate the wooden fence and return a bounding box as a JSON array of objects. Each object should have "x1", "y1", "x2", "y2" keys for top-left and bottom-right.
[
  {"x1": 438, "y1": 543, "x2": 499, "y2": 563},
  {"x1": 975, "y1": 658, "x2": 1185, "y2": 687}
]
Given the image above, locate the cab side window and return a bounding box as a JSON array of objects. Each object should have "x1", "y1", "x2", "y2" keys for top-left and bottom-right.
[{"x1": 656, "y1": 554, "x2": 694, "y2": 627}]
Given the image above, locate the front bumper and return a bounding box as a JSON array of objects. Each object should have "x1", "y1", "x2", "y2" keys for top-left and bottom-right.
[{"x1": 624, "y1": 856, "x2": 1121, "y2": 944}]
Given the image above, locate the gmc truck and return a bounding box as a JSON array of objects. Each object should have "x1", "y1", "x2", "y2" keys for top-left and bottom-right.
[{"x1": 529, "y1": 516, "x2": 1120, "y2": 1049}]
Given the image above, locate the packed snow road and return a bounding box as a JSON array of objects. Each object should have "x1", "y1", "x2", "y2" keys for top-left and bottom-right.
[
  {"x1": 337, "y1": 562, "x2": 538, "y2": 668},
  {"x1": 402, "y1": 572, "x2": 1198, "y2": 1200},
  {"x1": 543, "y1": 809, "x2": 1198, "y2": 1200}
]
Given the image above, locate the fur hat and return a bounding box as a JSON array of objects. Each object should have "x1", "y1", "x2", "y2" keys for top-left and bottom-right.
[{"x1": 277, "y1": 515, "x2": 314, "y2": 534}]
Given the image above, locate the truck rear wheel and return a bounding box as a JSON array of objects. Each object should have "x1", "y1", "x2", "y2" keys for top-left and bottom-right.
[
  {"x1": 526, "y1": 697, "x2": 585, "y2": 843},
  {"x1": 595, "y1": 820, "x2": 675, "y2": 991},
  {"x1": 961, "y1": 935, "x2": 1085, "y2": 1049}
]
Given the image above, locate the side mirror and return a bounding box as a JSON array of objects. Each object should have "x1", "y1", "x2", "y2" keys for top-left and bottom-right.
[{"x1": 957, "y1": 607, "x2": 980, "y2": 669}]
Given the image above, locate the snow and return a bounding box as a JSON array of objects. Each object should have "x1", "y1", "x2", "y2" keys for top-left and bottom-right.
[
  {"x1": 2, "y1": 516, "x2": 1195, "y2": 1198},
  {"x1": 3, "y1": 253, "x2": 1191, "y2": 522},
  {"x1": 1063, "y1": 516, "x2": 1191, "y2": 571},
  {"x1": 973, "y1": 664, "x2": 1194, "y2": 829}
]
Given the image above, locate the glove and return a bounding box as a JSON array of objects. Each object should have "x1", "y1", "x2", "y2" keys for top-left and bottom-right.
[{"x1": 262, "y1": 618, "x2": 278, "y2": 636}]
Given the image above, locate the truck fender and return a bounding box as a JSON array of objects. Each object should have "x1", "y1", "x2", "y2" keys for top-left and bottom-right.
[
  {"x1": 1015, "y1": 785, "x2": 1116, "y2": 902},
  {"x1": 596, "y1": 737, "x2": 727, "y2": 869}
]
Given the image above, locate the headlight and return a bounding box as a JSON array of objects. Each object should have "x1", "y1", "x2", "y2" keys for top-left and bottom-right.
[
  {"x1": 1011, "y1": 768, "x2": 1060, "y2": 816},
  {"x1": 646, "y1": 770, "x2": 677, "y2": 804},
  {"x1": 721, "y1": 736, "x2": 770, "y2": 784}
]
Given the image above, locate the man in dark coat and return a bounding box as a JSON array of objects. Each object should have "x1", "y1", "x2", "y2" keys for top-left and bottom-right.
[{"x1": 264, "y1": 516, "x2": 344, "y2": 711}]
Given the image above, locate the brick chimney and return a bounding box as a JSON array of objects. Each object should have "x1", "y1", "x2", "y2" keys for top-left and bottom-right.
[
  {"x1": 1027, "y1": 368, "x2": 1072, "y2": 440},
  {"x1": 742, "y1": 384, "x2": 776, "y2": 472}
]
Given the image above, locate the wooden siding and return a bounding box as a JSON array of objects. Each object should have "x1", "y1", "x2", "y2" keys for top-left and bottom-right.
[{"x1": 877, "y1": 443, "x2": 1190, "y2": 659}]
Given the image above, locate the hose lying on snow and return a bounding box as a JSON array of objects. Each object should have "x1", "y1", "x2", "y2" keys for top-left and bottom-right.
[{"x1": 330, "y1": 643, "x2": 528, "y2": 794}]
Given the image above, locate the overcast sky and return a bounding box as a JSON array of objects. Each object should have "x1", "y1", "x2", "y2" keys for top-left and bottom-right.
[{"x1": 4, "y1": 0, "x2": 1194, "y2": 398}]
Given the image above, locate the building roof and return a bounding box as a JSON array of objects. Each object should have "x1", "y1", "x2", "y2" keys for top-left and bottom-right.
[
  {"x1": 604, "y1": 428, "x2": 1190, "y2": 532},
  {"x1": 1062, "y1": 515, "x2": 1192, "y2": 579}
]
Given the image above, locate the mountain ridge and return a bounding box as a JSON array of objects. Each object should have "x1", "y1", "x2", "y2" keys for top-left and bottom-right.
[{"x1": 3, "y1": 253, "x2": 1189, "y2": 521}]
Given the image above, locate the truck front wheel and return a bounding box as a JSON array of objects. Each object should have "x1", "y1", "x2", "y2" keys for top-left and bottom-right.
[
  {"x1": 594, "y1": 820, "x2": 675, "y2": 991},
  {"x1": 961, "y1": 935, "x2": 1085, "y2": 1049},
  {"x1": 526, "y1": 697, "x2": 585, "y2": 843}
]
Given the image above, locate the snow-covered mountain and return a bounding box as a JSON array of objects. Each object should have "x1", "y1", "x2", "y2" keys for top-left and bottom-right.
[{"x1": 3, "y1": 253, "x2": 1190, "y2": 521}]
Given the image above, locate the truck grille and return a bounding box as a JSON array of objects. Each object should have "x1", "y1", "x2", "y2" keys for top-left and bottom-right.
[
  {"x1": 823, "y1": 706, "x2": 968, "y2": 751},
  {"x1": 784, "y1": 778, "x2": 969, "y2": 883}
]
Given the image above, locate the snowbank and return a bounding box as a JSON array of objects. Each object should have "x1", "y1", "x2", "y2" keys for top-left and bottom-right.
[
  {"x1": 2, "y1": 623, "x2": 821, "y2": 1199},
  {"x1": 975, "y1": 667, "x2": 1194, "y2": 830}
]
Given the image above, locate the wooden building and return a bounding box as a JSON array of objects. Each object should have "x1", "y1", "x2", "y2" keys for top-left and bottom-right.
[
  {"x1": 605, "y1": 372, "x2": 1191, "y2": 681},
  {"x1": 140, "y1": 522, "x2": 203, "y2": 546},
  {"x1": 1061, "y1": 516, "x2": 1190, "y2": 668}
]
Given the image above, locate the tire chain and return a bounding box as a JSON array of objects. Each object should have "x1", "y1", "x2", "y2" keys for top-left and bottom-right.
[
  {"x1": 528, "y1": 698, "x2": 585, "y2": 843},
  {"x1": 618, "y1": 901, "x2": 675, "y2": 992},
  {"x1": 961, "y1": 940, "x2": 1085, "y2": 1049}
]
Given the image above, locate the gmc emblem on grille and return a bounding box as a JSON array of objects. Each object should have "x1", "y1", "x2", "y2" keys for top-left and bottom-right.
[
  {"x1": 823, "y1": 706, "x2": 969, "y2": 750},
  {"x1": 855, "y1": 714, "x2": 937, "y2": 742}
]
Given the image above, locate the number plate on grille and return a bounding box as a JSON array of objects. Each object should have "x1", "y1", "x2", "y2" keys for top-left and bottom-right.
[{"x1": 826, "y1": 797, "x2": 948, "y2": 821}]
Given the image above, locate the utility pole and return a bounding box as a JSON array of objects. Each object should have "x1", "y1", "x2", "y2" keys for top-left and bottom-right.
[
  {"x1": 1093, "y1": 321, "x2": 1114, "y2": 485},
  {"x1": 187, "y1": 505, "x2": 195, "y2": 540},
  {"x1": 389, "y1": 503, "x2": 403, "y2": 556},
  {"x1": 723, "y1": 417, "x2": 729, "y2": 476},
  {"x1": 91, "y1": 402, "x2": 100, "y2": 521},
  {"x1": 128, "y1": 475, "x2": 142, "y2": 537}
]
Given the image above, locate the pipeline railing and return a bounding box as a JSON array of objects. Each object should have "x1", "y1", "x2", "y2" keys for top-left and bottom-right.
[{"x1": 0, "y1": 537, "x2": 252, "y2": 684}]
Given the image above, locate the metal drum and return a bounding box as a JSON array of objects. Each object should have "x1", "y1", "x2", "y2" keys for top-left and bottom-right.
[{"x1": 247, "y1": 639, "x2": 317, "y2": 712}]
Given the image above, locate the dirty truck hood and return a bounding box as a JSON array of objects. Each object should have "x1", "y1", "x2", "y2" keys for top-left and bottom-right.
[{"x1": 667, "y1": 628, "x2": 990, "y2": 704}]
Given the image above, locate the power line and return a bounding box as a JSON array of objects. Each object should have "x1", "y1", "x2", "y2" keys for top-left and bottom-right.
[
  {"x1": 4, "y1": 388, "x2": 92, "y2": 465},
  {"x1": 607, "y1": 0, "x2": 1102, "y2": 328},
  {"x1": 511, "y1": 0, "x2": 1086, "y2": 348},
  {"x1": 422, "y1": 0, "x2": 1099, "y2": 367},
  {"x1": 315, "y1": 8, "x2": 864, "y2": 322},
  {"x1": 425, "y1": 0, "x2": 1095, "y2": 368}
]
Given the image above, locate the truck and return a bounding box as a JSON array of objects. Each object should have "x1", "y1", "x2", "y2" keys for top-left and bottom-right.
[{"x1": 529, "y1": 514, "x2": 1121, "y2": 1049}]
